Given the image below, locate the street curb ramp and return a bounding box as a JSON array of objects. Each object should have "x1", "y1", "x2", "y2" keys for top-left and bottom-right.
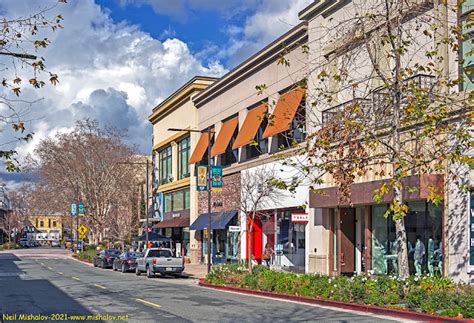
[{"x1": 199, "y1": 279, "x2": 471, "y2": 323}]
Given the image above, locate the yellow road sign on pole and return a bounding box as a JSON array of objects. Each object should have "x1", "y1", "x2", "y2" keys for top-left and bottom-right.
[
  {"x1": 79, "y1": 233, "x2": 86, "y2": 239},
  {"x1": 78, "y1": 225, "x2": 87, "y2": 236}
]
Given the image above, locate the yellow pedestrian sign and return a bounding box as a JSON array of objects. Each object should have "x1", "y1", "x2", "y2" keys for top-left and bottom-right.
[
  {"x1": 79, "y1": 233, "x2": 86, "y2": 239},
  {"x1": 78, "y1": 225, "x2": 87, "y2": 236}
]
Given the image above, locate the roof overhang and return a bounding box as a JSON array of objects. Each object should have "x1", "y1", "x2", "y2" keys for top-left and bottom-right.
[{"x1": 298, "y1": 0, "x2": 351, "y2": 21}]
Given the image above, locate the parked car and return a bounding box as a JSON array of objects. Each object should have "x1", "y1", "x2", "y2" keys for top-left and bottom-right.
[
  {"x1": 135, "y1": 248, "x2": 184, "y2": 278},
  {"x1": 51, "y1": 240, "x2": 61, "y2": 248},
  {"x1": 93, "y1": 249, "x2": 121, "y2": 269},
  {"x1": 30, "y1": 240, "x2": 41, "y2": 247},
  {"x1": 18, "y1": 239, "x2": 30, "y2": 248},
  {"x1": 113, "y1": 252, "x2": 139, "y2": 273}
]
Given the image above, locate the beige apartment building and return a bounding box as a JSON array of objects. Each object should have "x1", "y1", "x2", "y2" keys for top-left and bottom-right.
[
  {"x1": 30, "y1": 214, "x2": 63, "y2": 242},
  {"x1": 148, "y1": 76, "x2": 217, "y2": 262}
]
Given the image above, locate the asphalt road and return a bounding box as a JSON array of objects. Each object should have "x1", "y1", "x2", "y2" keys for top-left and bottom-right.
[{"x1": 0, "y1": 248, "x2": 402, "y2": 323}]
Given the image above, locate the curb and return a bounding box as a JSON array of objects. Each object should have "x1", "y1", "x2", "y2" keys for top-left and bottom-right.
[
  {"x1": 70, "y1": 255, "x2": 93, "y2": 266},
  {"x1": 199, "y1": 279, "x2": 470, "y2": 322}
]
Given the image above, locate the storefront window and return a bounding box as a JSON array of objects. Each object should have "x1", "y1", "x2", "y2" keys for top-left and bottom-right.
[
  {"x1": 159, "y1": 146, "x2": 172, "y2": 184},
  {"x1": 178, "y1": 137, "x2": 190, "y2": 179},
  {"x1": 163, "y1": 188, "x2": 190, "y2": 213},
  {"x1": 371, "y1": 201, "x2": 442, "y2": 276},
  {"x1": 183, "y1": 228, "x2": 190, "y2": 257},
  {"x1": 227, "y1": 231, "x2": 239, "y2": 260},
  {"x1": 275, "y1": 209, "x2": 306, "y2": 271}
]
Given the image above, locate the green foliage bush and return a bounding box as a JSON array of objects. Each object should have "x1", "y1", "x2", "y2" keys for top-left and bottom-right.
[{"x1": 206, "y1": 264, "x2": 473, "y2": 318}]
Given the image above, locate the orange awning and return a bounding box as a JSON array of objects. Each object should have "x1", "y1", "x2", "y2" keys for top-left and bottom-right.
[
  {"x1": 210, "y1": 117, "x2": 239, "y2": 157},
  {"x1": 188, "y1": 131, "x2": 214, "y2": 165},
  {"x1": 262, "y1": 88, "x2": 305, "y2": 139},
  {"x1": 231, "y1": 103, "x2": 268, "y2": 150}
]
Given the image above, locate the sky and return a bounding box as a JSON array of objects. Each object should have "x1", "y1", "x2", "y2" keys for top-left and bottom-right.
[{"x1": 0, "y1": 0, "x2": 312, "y2": 188}]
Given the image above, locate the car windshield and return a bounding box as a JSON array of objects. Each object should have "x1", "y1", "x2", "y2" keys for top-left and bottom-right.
[
  {"x1": 127, "y1": 252, "x2": 138, "y2": 258},
  {"x1": 106, "y1": 250, "x2": 121, "y2": 256},
  {"x1": 148, "y1": 249, "x2": 172, "y2": 258}
]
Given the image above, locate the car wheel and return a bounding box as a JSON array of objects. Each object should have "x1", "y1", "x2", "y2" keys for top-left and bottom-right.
[
  {"x1": 93, "y1": 260, "x2": 97, "y2": 267},
  {"x1": 112, "y1": 263, "x2": 117, "y2": 271},
  {"x1": 121, "y1": 263, "x2": 126, "y2": 273},
  {"x1": 135, "y1": 267, "x2": 140, "y2": 276},
  {"x1": 146, "y1": 266, "x2": 154, "y2": 278}
]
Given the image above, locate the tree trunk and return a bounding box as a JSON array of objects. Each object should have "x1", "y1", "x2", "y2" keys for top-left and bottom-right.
[{"x1": 394, "y1": 182, "x2": 410, "y2": 278}]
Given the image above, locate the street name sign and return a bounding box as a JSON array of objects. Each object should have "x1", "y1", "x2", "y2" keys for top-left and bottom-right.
[{"x1": 71, "y1": 203, "x2": 77, "y2": 216}]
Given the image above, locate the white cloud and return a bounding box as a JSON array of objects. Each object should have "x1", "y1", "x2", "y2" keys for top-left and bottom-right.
[{"x1": 0, "y1": 0, "x2": 226, "y2": 185}]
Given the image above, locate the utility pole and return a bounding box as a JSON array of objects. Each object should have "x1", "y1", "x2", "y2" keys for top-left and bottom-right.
[
  {"x1": 206, "y1": 127, "x2": 212, "y2": 274},
  {"x1": 145, "y1": 158, "x2": 149, "y2": 248},
  {"x1": 167, "y1": 127, "x2": 214, "y2": 273}
]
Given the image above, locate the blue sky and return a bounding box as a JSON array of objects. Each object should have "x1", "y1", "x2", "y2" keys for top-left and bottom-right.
[{"x1": 0, "y1": 0, "x2": 312, "y2": 187}]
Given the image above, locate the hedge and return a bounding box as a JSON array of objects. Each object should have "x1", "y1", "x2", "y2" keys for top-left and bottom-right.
[{"x1": 206, "y1": 264, "x2": 474, "y2": 319}]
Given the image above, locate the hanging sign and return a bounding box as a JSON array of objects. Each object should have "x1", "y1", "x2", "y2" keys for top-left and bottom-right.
[
  {"x1": 291, "y1": 213, "x2": 309, "y2": 223},
  {"x1": 211, "y1": 166, "x2": 223, "y2": 192},
  {"x1": 228, "y1": 226, "x2": 240, "y2": 232},
  {"x1": 78, "y1": 203, "x2": 85, "y2": 216},
  {"x1": 196, "y1": 166, "x2": 207, "y2": 191},
  {"x1": 71, "y1": 203, "x2": 77, "y2": 216}
]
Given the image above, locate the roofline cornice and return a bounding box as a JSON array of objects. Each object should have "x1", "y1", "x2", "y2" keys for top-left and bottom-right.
[
  {"x1": 193, "y1": 22, "x2": 308, "y2": 108},
  {"x1": 298, "y1": 0, "x2": 351, "y2": 21}
]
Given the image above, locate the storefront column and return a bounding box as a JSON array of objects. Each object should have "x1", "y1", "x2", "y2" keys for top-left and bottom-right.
[
  {"x1": 364, "y1": 206, "x2": 372, "y2": 274},
  {"x1": 336, "y1": 207, "x2": 342, "y2": 275}
]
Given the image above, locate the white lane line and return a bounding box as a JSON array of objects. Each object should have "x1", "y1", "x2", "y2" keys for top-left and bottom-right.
[
  {"x1": 71, "y1": 276, "x2": 81, "y2": 281},
  {"x1": 47, "y1": 266, "x2": 53, "y2": 270},
  {"x1": 58, "y1": 272, "x2": 64, "y2": 275},
  {"x1": 94, "y1": 284, "x2": 107, "y2": 289},
  {"x1": 135, "y1": 298, "x2": 161, "y2": 309}
]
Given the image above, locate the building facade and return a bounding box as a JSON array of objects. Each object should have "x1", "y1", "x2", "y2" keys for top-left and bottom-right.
[
  {"x1": 189, "y1": 23, "x2": 310, "y2": 269},
  {"x1": 148, "y1": 76, "x2": 217, "y2": 262},
  {"x1": 30, "y1": 215, "x2": 63, "y2": 242}
]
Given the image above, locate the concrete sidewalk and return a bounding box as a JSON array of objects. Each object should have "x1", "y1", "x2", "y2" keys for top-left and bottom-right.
[{"x1": 183, "y1": 263, "x2": 207, "y2": 279}]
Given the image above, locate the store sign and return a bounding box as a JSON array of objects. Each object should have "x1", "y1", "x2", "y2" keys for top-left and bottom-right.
[
  {"x1": 211, "y1": 166, "x2": 223, "y2": 192},
  {"x1": 228, "y1": 226, "x2": 240, "y2": 232},
  {"x1": 172, "y1": 213, "x2": 181, "y2": 218},
  {"x1": 291, "y1": 213, "x2": 309, "y2": 223},
  {"x1": 196, "y1": 166, "x2": 207, "y2": 191}
]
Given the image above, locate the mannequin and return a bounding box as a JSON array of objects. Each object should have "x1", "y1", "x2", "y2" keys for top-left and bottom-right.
[
  {"x1": 427, "y1": 238, "x2": 435, "y2": 276},
  {"x1": 414, "y1": 235, "x2": 425, "y2": 276}
]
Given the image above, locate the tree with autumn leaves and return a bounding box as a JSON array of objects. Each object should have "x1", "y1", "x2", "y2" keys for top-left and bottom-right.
[
  {"x1": 271, "y1": 0, "x2": 472, "y2": 278},
  {"x1": 0, "y1": 0, "x2": 65, "y2": 171}
]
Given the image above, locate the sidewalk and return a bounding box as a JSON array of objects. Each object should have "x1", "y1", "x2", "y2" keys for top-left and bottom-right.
[{"x1": 183, "y1": 263, "x2": 207, "y2": 279}]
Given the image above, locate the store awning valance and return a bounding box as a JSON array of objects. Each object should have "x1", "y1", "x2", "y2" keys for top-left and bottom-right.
[
  {"x1": 133, "y1": 232, "x2": 172, "y2": 242},
  {"x1": 262, "y1": 88, "x2": 305, "y2": 139},
  {"x1": 210, "y1": 118, "x2": 239, "y2": 157},
  {"x1": 188, "y1": 130, "x2": 214, "y2": 165},
  {"x1": 232, "y1": 103, "x2": 267, "y2": 150},
  {"x1": 190, "y1": 210, "x2": 238, "y2": 230},
  {"x1": 153, "y1": 216, "x2": 190, "y2": 228}
]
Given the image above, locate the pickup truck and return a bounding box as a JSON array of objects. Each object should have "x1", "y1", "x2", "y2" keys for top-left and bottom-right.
[{"x1": 135, "y1": 248, "x2": 184, "y2": 278}]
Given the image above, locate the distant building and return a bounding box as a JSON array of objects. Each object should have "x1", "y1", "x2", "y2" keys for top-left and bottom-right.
[{"x1": 29, "y1": 215, "x2": 64, "y2": 242}]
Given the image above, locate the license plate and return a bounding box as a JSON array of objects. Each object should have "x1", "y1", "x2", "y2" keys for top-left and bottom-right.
[{"x1": 165, "y1": 267, "x2": 173, "y2": 271}]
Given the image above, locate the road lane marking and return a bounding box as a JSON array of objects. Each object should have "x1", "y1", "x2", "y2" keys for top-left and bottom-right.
[
  {"x1": 135, "y1": 298, "x2": 161, "y2": 308},
  {"x1": 71, "y1": 276, "x2": 81, "y2": 281},
  {"x1": 40, "y1": 262, "x2": 45, "y2": 266},
  {"x1": 94, "y1": 284, "x2": 106, "y2": 289},
  {"x1": 58, "y1": 272, "x2": 64, "y2": 275},
  {"x1": 47, "y1": 266, "x2": 53, "y2": 270}
]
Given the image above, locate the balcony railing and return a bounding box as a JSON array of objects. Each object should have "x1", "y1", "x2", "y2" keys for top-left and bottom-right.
[{"x1": 322, "y1": 74, "x2": 436, "y2": 127}]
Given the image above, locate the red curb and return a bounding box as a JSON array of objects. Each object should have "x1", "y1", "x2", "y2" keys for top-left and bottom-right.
[{"x1": 199, "y1": 279, "x2": 471, "y2": 322}]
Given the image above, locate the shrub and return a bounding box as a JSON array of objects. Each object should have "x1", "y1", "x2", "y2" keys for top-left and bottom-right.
[{"x1": 206, "y1": 264, "x2": 474, "y2": 318}]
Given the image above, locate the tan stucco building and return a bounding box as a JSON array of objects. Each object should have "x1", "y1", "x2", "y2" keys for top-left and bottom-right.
[
  {"x1": 30, "y1": 215, "x2": 63, "y2": 242},
  {"x1": 148, "y1": 76, "x2": 217, "y2": 263}
]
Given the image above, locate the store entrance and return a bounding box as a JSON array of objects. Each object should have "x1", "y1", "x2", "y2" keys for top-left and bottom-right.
[{"x1": 340, "y1": 208, "x2": 355, "y2": 275}]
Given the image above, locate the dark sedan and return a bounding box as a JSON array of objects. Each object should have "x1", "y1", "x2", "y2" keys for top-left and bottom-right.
[
  {"x1": 93, "y1": 249, "x2": 122, "y2": 269},
  {"x1": 113, "y1": 252, "x2": 139, "y2": 273}
]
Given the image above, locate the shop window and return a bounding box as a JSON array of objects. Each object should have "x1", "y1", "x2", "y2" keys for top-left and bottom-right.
[
  {"x1": 242, "y1": 117, "x2": 268, "y2": 162},
  {"x1": 371, "y1": 201, "x2": 442, "y2": 276},
  {"x1": 48, "y1": 219, "x2": 51, "y2": 228},
  {"x1": 219, "y1": 127, "x2": 239, "y2": 167},
  {"x1": 40, "y1": 220, "x2": 44, "y2": 227},
  {"x1": 163, "y1": 188, "x2": 190, "y2": 213},
  {"x1": 270, "y1": 99, "x2": 306, "y2": 153},
  {"x1": 52, "y1": 221, "x2": 57, "y2": 228},
  {"x1": 460, "y1": 9, "x2": 474, "y2": 91},
  {"x1": 178, "y1": 136, "x2": 190, "y2": 179},
  {"x1": 159, "y1": 145, "x2": 173, "y2": 185}
]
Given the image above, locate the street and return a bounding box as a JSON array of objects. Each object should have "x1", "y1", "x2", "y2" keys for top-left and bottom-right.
[{"x1": 0, "y1": 248, "x2": 400, "y2": 322}]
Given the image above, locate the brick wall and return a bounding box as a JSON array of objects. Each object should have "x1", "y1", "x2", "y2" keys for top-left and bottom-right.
[{"x1": 198, "y1": 172, "x2": 241, "y2": 214}]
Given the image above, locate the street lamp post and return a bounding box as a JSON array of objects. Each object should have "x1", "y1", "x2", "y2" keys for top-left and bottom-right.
[{"x1": 168, "y1": 127, "x2": 214, "y2": 274}]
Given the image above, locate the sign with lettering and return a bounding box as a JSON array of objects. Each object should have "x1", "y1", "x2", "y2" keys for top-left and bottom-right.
[
  {"x1": 78, "y1": 203, "x2": 85, "y2": 216},
  {"x1": 211, "y1": 166, "x2": 223, "y2": 192},
  {"x1": 291, "y1": 213, "x2": 309, "y2": 223},
  {"x1": 196, "y1": 166, "x2": 207, "y2": 191},
  {"x1": 71, "y1": 203, "x2": 77, "y2": 216},
  {"x1": 228, "y1": 226, "x2": 240, "y2": 232}
]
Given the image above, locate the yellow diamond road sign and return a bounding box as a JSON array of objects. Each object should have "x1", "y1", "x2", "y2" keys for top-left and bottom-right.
[
  {"x1": 78, "y1": 225, "x2": 87, "y2": 236},
  {"x1": 79, "y1": 233, "x2": 86, "y2": 239}
]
